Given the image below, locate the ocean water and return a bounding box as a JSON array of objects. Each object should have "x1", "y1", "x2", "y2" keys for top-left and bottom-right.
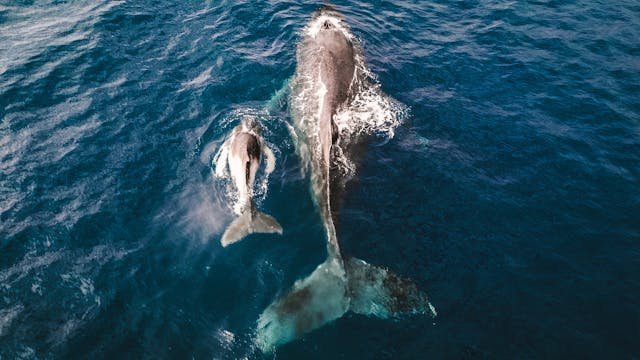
[{"x1": 1, "y1": 0, "x2": 639, "y2": 358}]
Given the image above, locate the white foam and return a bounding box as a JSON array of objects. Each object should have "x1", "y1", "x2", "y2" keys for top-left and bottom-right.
[
  {"x1": 16, "y1": 345, "x2": 36, "y2": 358},
  {"x1": 177, "y1": 35, "x2": 206, "y2": 60},
  {"x1": 305, "y1": 14, "x2": 353, "y2": 41},
  {"x1": 183, "y1": 6, "x2": 213, "y2": 22},
  {"x1": 0, "y1": 304, "x2": 23, "y2": 337},
  {"x1": 334, "y1": 84, "x2": 407, "y2": 140},
  {"x1": 164, "y1": 29, "x2": 189, "y2": 56},
  {"x1": 215, "y1": 328, "x2": 235, "y2": 349},
  {"x1": 29, "y1": 274, "x2": 44, "y2": 296},
  {"x1": 101, "y1": 75, "x2": 127, "y2": 90},
  {"x1": 0, "y1": 250, "x2": 66, "y2": 284}
]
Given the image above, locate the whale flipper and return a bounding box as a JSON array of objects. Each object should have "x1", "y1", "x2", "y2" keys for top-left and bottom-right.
[
  {"x1": 255, "y1": 257, "x2": 436, "y2": 352},
  {"x1": 220, "y1": 211, "x2": 283, "y2": 247}
]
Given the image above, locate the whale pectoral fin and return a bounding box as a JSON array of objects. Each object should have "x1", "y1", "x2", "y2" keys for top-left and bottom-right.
[
  {"x1": 255, "y1": 258, "x2": 349, "y2": 353},
  {"x1": 213, "y1": 138, "x2": 230, "y2": 178},
  {"x1": 345, "y1": 258, "x2": 437, "y2": 319},
  {"x1": 262, "y1": 144, "x2": 276, "y2": 175}
]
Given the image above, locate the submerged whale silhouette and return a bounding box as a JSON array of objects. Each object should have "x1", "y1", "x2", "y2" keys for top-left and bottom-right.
[{"x1": 255, "y1": 7, "x2": 436, "y2": 351}]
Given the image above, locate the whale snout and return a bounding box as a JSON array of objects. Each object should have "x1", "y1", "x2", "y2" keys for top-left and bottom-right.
[{"x1": 322, "y1": 20, "x2": 333, "y2": 30}]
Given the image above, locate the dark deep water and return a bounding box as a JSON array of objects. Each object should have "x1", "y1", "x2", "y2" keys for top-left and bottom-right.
[{"x1": 1, "y1": 0, "x2": 639, "y2": 358}]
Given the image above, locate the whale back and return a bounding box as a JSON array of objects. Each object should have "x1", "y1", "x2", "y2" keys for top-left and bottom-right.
[
  {"x1": 228, "y1": 131, "x2": 261, "y2": 208},
  {"x1": 315, "y1": 24, "x2": 355, "y2": 107}
]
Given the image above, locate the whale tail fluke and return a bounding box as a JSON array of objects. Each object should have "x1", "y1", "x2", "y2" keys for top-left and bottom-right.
[
  {"x1": 255, "y1": 257, "x2": 435, "y2": 352},
  {"x1": 255, "y1": 257, "x2": 349, "y2": 352},
  {"x1": 221, "y1": 211, "x2": 283, "y2": 247}
]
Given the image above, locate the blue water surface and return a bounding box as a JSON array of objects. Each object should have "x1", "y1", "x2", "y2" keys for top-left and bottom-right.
[{"x1": 1, "y1": 0, "x2": 639, "y2": 358}]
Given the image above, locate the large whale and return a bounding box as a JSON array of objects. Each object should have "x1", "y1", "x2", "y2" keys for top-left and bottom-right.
[
  {"x1": 215, "y1": 118, "x2": 282, "y2": 247},
  {"x1": 255, "y1": 7, "x2": 436, "y2": 351}
]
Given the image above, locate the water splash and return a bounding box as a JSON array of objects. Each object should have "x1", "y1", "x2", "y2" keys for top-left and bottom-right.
[{"x1": 0, "y1": 305, "x2": 24, "y2": 337}]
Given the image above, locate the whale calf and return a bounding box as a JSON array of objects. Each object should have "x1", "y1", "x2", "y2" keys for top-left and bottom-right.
[
  {"x1": 215, "y1": 118, "x2": 282, "y2": 247},
  {"x1": 255, "y1": 7, "x2": 435, "y2": 351}
]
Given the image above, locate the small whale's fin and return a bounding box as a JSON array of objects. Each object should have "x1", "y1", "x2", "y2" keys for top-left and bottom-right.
[
  {"x1": 213, "y1": 137, "x2": 231, "y2": 178},
  {"x1": 262, "y1": 144, "x2": 276, "y2": 175},
  {"x1": 220, "y1": 210, "x2": 283, "y2": 247},
  {"x1": 255, "y1": 257, "x2": 435, "y2": 352}
]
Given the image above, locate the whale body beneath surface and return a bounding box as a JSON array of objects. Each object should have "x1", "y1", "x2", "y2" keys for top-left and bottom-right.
[{"x1": 255, "y1": 7, "x2": 436, "y2": 352}]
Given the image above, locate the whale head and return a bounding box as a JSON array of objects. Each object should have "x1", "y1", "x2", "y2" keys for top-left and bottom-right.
[
  {"x1": 307, "y1": 5, "x2": 349, "y2": 39},
  {"x1": 240, "y1": 117, "x2": 261, "y2": 135}
]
